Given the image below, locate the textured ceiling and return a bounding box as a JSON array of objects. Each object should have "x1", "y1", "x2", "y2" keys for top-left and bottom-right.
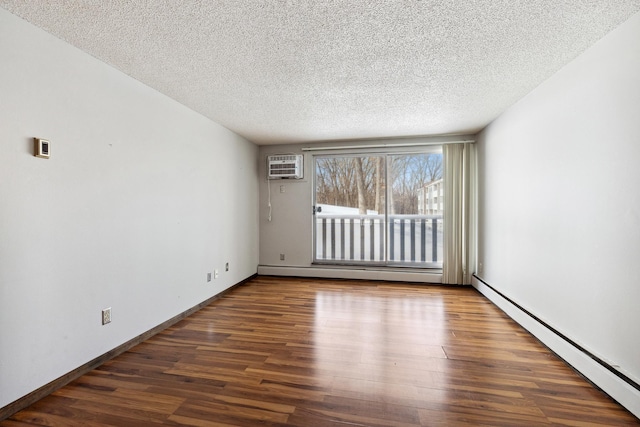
[{"x1": 2, "y1": 1, "x2": 640, "y2": 145}]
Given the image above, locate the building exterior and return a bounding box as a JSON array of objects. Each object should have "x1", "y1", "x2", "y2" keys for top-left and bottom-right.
[{"x1": 417, "y1": 179, "x2": 443, "y2": 215}]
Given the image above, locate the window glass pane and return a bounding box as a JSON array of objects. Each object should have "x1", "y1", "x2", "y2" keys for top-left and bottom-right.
[
  {"x1": 313, "y1": 150, "x2": 442, "y2": 268},
  {"x1": 315, "y1": 156, "x2": 385, "y2": 262},
  {"x1": 388, "y1": 153, "x2": 443, "y2": 267}
]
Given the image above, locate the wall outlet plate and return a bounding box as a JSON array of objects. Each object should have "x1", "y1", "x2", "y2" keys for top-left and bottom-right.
[
  {"x1": 102, "y1": 307, "x2": 112, "y2": 325},
  {"x1": 214, "y1": 269, "x2": 219, "y2": 279},
  {"x1": 207, "y1": 272, "x2": 212, "y2": 282},
  {"x1": 225, "y1": 262, "x2": 229, "y2": 271}
]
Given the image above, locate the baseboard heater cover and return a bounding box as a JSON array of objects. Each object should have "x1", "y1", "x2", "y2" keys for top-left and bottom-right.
[
  {"x1": 472, "y1": 274, "x2": 640, "y2": 419},
  {"x1": 257, "y1": 265, "x2": 443, "y2": 284}
]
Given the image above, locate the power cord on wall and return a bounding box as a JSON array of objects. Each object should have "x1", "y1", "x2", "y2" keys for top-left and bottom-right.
[
  {"x1": 267, "y1": 178, "x2": 272, "y2": 222},
  {"x1": 266, "y1": 152, "x2": 298, "y2": 223}
]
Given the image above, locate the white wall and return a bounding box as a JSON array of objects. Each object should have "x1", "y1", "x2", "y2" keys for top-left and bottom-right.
[
  {"x1": 0, "y1": 9, "x2": 258, "y2": 408},
  {"x1": 259, "y1": 143, "x2": 313, "y2": 268},
  {"x1": 477, "y1": 10, "x2": 640, "y2": 391}
]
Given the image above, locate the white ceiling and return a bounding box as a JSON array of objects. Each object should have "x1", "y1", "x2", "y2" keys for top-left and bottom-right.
[{"x1": 2, "y1": 1, "x2": 639, "y2": 145}]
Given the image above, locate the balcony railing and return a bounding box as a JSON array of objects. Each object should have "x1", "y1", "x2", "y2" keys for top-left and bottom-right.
[{"x1": 314, "y1": 214, "x2": 443, "y2": 267}]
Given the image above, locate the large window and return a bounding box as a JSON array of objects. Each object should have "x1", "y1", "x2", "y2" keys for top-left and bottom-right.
[{"x1": 313, "y1": 149, "x2": 443, "y2": 268}]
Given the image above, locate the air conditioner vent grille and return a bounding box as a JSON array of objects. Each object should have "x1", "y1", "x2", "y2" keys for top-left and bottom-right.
[
  {"x1": 270, "y1": 155, "x2": 298, "y2": 162},
  {"x1": 267, "y1": 154, "x2": 303, "y2": 179}
]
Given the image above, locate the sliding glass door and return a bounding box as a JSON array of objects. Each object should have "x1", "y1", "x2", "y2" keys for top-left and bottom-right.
[
  {"x1": 313, "y1": 150, "x2": 443, "y2": 268},
  {"x1": 314, "y1": 156, "x2": 385, "y2": 262}
]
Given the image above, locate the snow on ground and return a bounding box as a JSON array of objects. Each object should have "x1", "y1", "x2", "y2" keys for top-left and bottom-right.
[{"x1": 317, "y1": 204, "x2": 378, "y2": 215}]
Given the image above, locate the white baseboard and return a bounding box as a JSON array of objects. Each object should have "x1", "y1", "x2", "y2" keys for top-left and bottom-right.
[
  {"x1": 472, "y1": 276, "x2": 640, "y2": 419},
  {"x1": 257, "y1": 265, "x2": 442, "y2": 284}
]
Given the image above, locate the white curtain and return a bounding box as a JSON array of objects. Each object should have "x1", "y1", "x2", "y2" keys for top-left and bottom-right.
[{"x1": 443, "y1": 143, "x2": 477, "y2": 285}]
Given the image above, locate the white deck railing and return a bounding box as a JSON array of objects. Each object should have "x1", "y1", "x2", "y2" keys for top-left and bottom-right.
[{"x1": 315, "y1": 214, "x2": 443, "y2": 266}]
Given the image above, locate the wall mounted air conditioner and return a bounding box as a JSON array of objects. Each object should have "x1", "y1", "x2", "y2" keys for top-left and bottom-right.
[{"x1": 267, "y1": 154, "x2": 303, "y2": 179}]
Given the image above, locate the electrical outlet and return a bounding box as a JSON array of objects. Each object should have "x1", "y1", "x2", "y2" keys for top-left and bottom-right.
[
  {"x1": 280, "y1": 254, "x2": 285, "y2": 261},
  {"x1": 214, "y1": 269, "x2": 219, "y2": 279},
  {"x1": 207, "y1": 272, "x2": 212, "y2": 282},
  {"x1": 225, "y1": 262, "x2": 229, "y2": 272},
  {"x1": 102, "y1": 308, "x2": 111, "y2": 325},
  {"x1": 280, "y1": 185, "x2": 285, "y2": 193}
]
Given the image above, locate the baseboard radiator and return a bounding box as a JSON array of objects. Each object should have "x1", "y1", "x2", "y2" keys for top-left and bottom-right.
[{"x1": 472, "y1": 275, "x2": 640, "y2": 419}]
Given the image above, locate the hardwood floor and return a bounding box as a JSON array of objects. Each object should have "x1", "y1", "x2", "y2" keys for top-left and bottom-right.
[{"x1": 3, "y1": 276, "x2": 638, "y2": 426}]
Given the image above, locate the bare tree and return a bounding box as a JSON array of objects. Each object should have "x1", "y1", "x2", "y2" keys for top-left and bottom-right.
[
  {"x1": 354, "y1": 158, "x2": 367, "y2": 214},
  {"x1": 374, "y1": 157, "x2": 384, "y2": 214},
  {"x1": 388, "y1": 154, "x2": 443, "y2": 214},
  {"x1": 315, "y1": 153, "x2": 442, "y2": 215}
]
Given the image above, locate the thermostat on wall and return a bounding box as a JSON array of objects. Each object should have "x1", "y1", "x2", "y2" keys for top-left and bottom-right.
[{"x1": 34, "y1": 138, "x2": 50, "y2": 159}]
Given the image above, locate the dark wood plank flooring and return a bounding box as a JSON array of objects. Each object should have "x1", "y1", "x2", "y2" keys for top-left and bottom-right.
[{"x1": 3, "y1": 276, "x2": 638, "y2": 426}]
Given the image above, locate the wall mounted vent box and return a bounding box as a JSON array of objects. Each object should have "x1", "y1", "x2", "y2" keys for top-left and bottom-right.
[{"x1": 267, "y1": 154, "x2": 303, "y2": 179}]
